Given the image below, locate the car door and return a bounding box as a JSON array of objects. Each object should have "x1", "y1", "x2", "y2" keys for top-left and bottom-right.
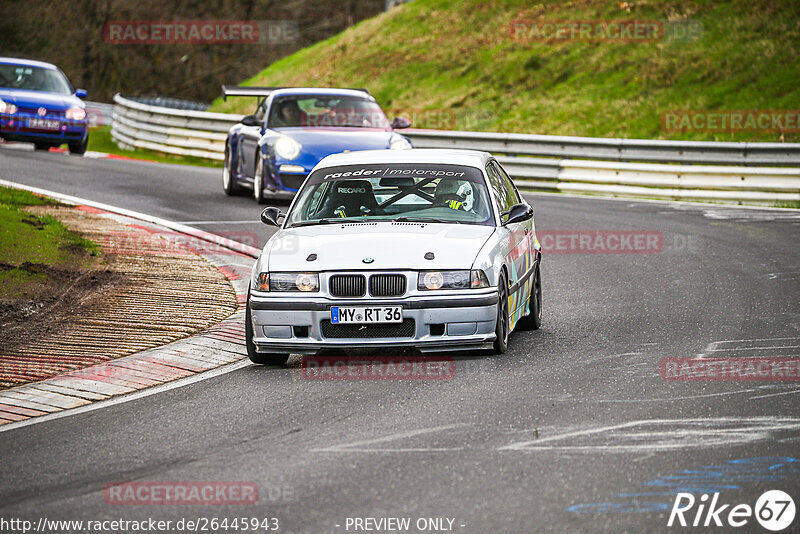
[{"x1": 487, "y1": 161, "x2": 534, "y2": 328}]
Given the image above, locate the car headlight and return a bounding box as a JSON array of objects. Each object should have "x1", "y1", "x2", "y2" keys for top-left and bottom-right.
[
  {"x1": 418, "y1": 270, "x2": 489, "y2": 290},
  {"x1": 256, "y1": 272, "x2": 319, "y2": 292},
  {"x1": 0, "y1": 98, "x2": 17, "y2": 115},
  {"x1": 275, "y1": 136, "x2": 301, "y2": 159},
  {"x1": 65, "y1": 107, "x2": 86, "y2": 120},
  {"x1": 389, "y1": 134, "x2": 412, "y2": 150}
]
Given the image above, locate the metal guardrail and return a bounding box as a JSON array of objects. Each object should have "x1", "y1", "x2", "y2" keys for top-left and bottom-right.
[
  {"x1": 404, "y1": 129, "x2": 800, "y2": 167},
  {"x1": 85, "y1": 101, "x2": 114, "y2": 127},
  {"x1": 111, "y1": 95, "x2": 800, "y2": 204},
  {"x1": 127, "y1": 96, "x2": 209, "y2": 111},
  {"x1": 112, "y1": 94, "x2": 239, "y2": 160}
]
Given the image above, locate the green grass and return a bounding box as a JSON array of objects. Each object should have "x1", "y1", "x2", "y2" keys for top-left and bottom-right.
[
  {"x1": 773, "y1": 199, "x2": 800, "y2": 209},
  {"x1": 0, "y1": 186, "x2": 100, "y2": 298},
  {"x1": 88, "y1": 126, "x2": 223, "y2": 168},
  {"x1": 210, "y1": 0, "x2": 800, "y2": 142}
]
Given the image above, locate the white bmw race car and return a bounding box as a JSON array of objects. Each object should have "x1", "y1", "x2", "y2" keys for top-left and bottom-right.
[{"x1": 246, "y1": 149, "x2": 542, "y2": 364}]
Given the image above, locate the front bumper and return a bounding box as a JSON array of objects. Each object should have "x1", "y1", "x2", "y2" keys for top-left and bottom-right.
[
  {"x1": 249, "y1": 290, "x2": 499, "y2": 354},
  {"x1": 0, "y1": 113, "x2": 87, "y2": 144}
]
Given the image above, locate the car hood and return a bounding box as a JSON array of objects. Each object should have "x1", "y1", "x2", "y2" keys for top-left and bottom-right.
[
  {"x1": 265, "y1": 222, "x2": 495, "y2": 271},
  {"x1": 0, "y1": 88, "x2": 83, "y2": 111},
  {"x1": 274, "y1": 128, "x2": 396, "y2": 160}
]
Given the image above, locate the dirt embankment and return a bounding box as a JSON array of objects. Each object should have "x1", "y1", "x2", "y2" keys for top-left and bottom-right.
[{"x1": 0, "y1": 205, "x2": 238, "y2": 389}]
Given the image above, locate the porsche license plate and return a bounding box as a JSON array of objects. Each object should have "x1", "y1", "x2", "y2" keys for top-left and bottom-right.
[
  {"x1": 28, "y1": 118, "x2": 60, "y2": 130},
  {"x1": 331, "y1": 306, "x2": 402, "y2": 324}
]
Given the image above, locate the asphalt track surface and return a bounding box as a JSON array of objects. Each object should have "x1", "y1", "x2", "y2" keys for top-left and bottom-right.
[{"x1": 2, "y1": 147, "x2": 800, "y2": 533}]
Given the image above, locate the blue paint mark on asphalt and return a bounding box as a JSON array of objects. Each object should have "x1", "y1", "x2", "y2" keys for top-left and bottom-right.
[{"x1": 567, "y1": 457, "x2": 800, "y2": 513}]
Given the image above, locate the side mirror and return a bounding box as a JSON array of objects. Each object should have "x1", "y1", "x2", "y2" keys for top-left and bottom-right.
[
  {"x1": 75, "y1": 89, "x2": 87, "y2": 99},
  {"x1": 391, "y1": 116, "x2": 411, "y2": 129},
  {"x1": 241, "y1": 114, "x2": 261, "y2": 127},
  {"x1": 501, "y1": 203, "x2": 533, "y2": 226},
  {"x1": 261, "y1": 206, "x2": 283, "y2": 227}
]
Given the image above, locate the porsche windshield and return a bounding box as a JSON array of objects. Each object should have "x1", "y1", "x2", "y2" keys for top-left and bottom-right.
[
  {"x1": 268, "y1": 95, "x2": 390, "y2": 129},
  {"x1": 286, "y1": 164, "x2": 494, "y2": 227}
]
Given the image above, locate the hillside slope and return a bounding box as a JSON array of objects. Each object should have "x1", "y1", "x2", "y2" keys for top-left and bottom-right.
[{"x1": 211, "y1": 0, "x2": 800, "y2": 142}]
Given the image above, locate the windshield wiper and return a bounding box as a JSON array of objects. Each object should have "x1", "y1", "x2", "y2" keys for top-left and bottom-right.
[
  {"x1": 393, "y1": 216, "x2": 456, "y2": 224},
  {"x1": 289, "y1": 217, "x2": 363, "y2": 228}
]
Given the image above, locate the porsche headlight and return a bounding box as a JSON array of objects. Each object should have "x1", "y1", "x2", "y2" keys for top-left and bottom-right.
[
  {"x1": 65, "y1": 107, "x2": 86, "y2": 120},
  {"x1": 418, "y1": 270, "x2": 489, "y2": 290},
  {"x1": 275, "y1": 136, "x2": 301, "y2": 159},
  {"x1": 256, "y1": 272, "x2": 319, "y2": 292},
  {"x1": 389, "y1": 134, "x2": 412, "y2": 150},
  {"x1": 0, "y1": 98, "x2": 17, "y2": 115}
]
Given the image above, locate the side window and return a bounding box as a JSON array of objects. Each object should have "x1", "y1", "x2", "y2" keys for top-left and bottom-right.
[
  {"x1": 496, "y1": 162, "x2": 521, "y2": 205},
  {"x1": 255, "y1": 99, "x2": 267, "y2": 121},
  {"x1": 486, "y1": 162, "x2": 515, "y2": 214},
  {"x1": 485, "y1": 164, "x2": 505, "y2": 214}
]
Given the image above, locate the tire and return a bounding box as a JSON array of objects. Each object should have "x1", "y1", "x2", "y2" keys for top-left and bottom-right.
[
  {"x1": 493, "y1": 272, "x2": 509, "y2": 355},
  {"x1": 253, "y1": 155, "x2": 268, "y2": 204},
  {"x1": 68, "y1": 134, "x2": 88, "y2": 155},
  {"x1": 516, "y1": 262, "x2": 542, "y2": 331},
  {"x1": 245, "y1": 292, "x2": 289, "y2": 366},
  {"x1": 34, "y1": 143, "x2": 53, "y2": 151},
  {"x1": 222, "y1": 145, "x2": 244, "y2": 196}
]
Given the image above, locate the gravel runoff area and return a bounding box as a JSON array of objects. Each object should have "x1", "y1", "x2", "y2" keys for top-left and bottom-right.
[{"x1": 0, "y1": 202, "x2": 239, "y2": 389}]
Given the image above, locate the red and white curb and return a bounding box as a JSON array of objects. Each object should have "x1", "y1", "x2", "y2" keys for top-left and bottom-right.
[
  {"x1": 0, "y1": 181, "x2": 261, "y2": 432},
  {"x1": 0, "y1": 139, "x2": 184, "y2": 163}
]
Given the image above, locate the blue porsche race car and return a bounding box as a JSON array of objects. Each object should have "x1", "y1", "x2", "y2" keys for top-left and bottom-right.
[
  {"x1": 0, "y1": 57, "x2": 89, "y2": 154},
  {"x1": 221, "y1": 86, "x2": 412, "y2": 202}
]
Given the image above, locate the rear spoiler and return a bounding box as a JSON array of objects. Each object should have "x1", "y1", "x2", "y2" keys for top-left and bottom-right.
[
  {"x1": 222, "y1": 86, "x2": 284, "y2": 101},
  {"x1": 221, "y1": 85, "x2": 371, "y2": 101}
]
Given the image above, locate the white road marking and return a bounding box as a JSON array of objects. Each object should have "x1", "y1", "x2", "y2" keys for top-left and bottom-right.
[
  {"x1": 311, "y1": 424, "x2": 466, "y2": 452},
  {"x1": 524, "y1": 191, "x2": 800, "y2": 215},
  {"x1": 177, "y1": 220, "x2": 259, "y2": 225},
  {"x1": 499, "y1": 417, "x2": 800, "y2": 453},
  {"x1": 698, "y1": 337, "x2": 800, "y2": 358},
  {"x1": 0, "y1": 360, "x2": 251, "y2": 434},
  {"x1": 0, "y1": 179, "x2": 260, "y2": 258},
  {"x1": 708, "y1": 345, "x2": 800, "y2": 352},
  {"x1": 750, "y1": 388, "x2": 800, "y2": 400},
  {"x1": 596, "y1": 388, "x2": 765, "y2": 402}
]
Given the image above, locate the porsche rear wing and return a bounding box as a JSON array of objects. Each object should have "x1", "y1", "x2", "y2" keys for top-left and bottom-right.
[
  {"x1": 222, "y1": 86, "x2": 284, "y2": 101},
  {"x1": 221, "y1": 85, "x2": 371, "y2": 101}
]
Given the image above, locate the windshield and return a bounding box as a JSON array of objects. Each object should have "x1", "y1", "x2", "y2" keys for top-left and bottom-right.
[
  {"x1": 286, "y1": 163, "x2": 494, "y2": 227},
  {"x1": 268, "y1": 95, "x2": 389, "y2": 129},
  {"x1": 0, "y1": 64, "x2": 73, "y2": 95}
]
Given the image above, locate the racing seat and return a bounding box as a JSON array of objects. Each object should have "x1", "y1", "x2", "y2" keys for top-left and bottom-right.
[
  {"x1": 318, "y1": 179, "x2": 379, "y2": 218},
  {"x1": 433, "y1": 179, "x2": 466, "y2": 210}
]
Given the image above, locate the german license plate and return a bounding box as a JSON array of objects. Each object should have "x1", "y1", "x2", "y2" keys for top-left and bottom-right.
[
  {"x1": 28, "y1": 118, "x2": 60, "y2": 130},
  {"x1": 331, "y1": 306, "x2": 402, "y2": 324}
]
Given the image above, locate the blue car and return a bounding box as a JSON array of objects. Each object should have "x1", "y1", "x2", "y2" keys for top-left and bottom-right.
[
  {"x1": 0, "y1": 58, "x2": 89, "y2": 154},
  {"x1": 221, "y1": 86, "x2": 412, "y2": 202}
]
